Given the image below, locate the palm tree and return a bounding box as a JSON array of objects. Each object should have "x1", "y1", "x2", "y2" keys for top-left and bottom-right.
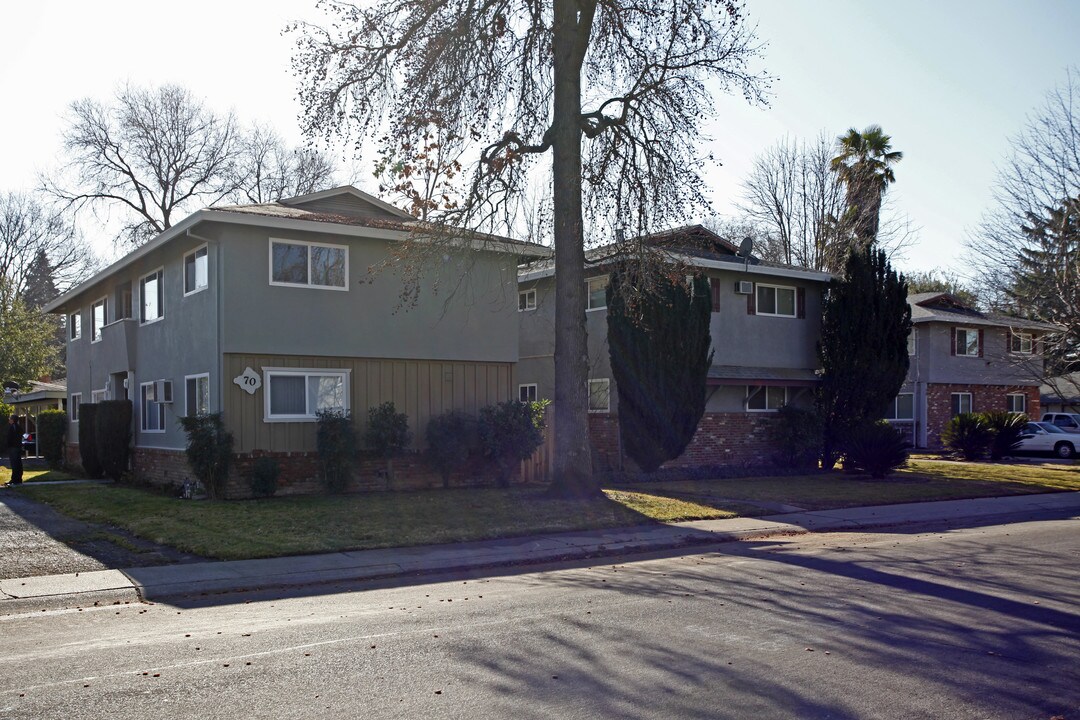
[{"x1": 831, "y1": 125, "x2": 903, "y2": 246}]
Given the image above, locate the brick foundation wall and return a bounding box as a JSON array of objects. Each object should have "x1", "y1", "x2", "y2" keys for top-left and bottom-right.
[
  {"x1": 926, "y1": 383, "x2": 1041, "y2": 449},
  {"x1": 125, "y1": 447, "x2": 505, "y2": 499},
  {"x1": 588, "y1": 411, "x2": 780, "y2": 470}
]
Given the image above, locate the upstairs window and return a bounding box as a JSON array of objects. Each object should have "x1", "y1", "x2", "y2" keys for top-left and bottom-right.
[
  {"x1": 955, "y1": 328, "x2": 979, "y2": 357},
  {"x1": 69, "y1": 312, "x2": 82, "y2": 340},
  {"x1": 140, "y1": 269, "x2": 164, "y2": 324},
  {"x1": 586, "y1": 276, "x2": 608, "y2": 311},
  {"x1": 91, "y1": 298, "x2": 107, "y2": 342},
  {"x1": 1010, "y1": 332, "x2": 1033, "y2": 354},
  {"x1": 270, "y1": 239, "x2": 348, "y2": 290},
  {"x1": 755, "y1": 284, "x2": 797, "y2": 318},
  {"x1": 185, "y1": 246, "x2": 208, "y2": 295}
]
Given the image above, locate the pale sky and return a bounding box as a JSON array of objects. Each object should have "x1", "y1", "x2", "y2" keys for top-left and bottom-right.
[{"x1": 2, "y1": 0, "x2": 1078, "y2": 274}]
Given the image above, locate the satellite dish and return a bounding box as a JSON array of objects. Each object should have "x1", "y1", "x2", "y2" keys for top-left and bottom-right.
[
  {"x1": 738, "y1": 236, "x2": 753, "y2": 258},
  {"x1": 738, "y1": 236, "x2": 753, "y2": 272}
]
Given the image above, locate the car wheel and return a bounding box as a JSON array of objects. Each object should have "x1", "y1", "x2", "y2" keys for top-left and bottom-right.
[{"x1": 1054, "y1": 442, "x2": 1075, "y2": 459}]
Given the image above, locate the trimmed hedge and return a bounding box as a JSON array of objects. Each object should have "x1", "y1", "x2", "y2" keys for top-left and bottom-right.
[
  {"x1": 96, "y1": 400, "x2": 133, "y2": 481},
  {"x1": 78, "y1": 403, "x2": 104, "y2": 479},
  {"x1": 36, "y1": 408, "x2": 67, "y2": 469}
]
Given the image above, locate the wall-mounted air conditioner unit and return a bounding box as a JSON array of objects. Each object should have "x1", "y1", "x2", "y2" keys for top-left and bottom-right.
[
  {"x1": 735, "y1": 281, "x2": 754, "y2": 295},
  {"x1": 154, "y1": 380, "x2": 173, "y2": 404}
]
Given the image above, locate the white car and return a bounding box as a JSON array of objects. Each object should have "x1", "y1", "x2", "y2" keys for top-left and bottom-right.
[
  {"x1": 1040, "y1": 413, "x2": 1080, "y2": 434},
  {"x1": 1015, "y1": 422, "x2": 1077, "y2": 459}
]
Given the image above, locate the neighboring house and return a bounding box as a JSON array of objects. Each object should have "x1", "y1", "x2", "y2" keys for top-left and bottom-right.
[
  {"x1": 1041, "y1": 372, "x2": 1080, "y2": 414},
  {"x1": 4, "y1": 380, "x2": 67, "y2": 457},
  {"x1": 891, "y1": 292, "x2": 1057, "y2": 448},
  {"x1": 517, "y1": 226, "x2": 831, "y2": 470},
  {"x1": 44, "y1": 186, "x2": 548, "y2": 494}
]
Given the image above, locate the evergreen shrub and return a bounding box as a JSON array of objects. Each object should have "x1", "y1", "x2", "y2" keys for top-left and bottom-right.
[
  {"x1": 178, "y1": 412, "x2": 234, "y2": 499},
  {"x1": 982, "y1": 410, "x2": 1028, "y2": 461},
  {"x1": 78, "y1": 403, "x2": 104, "y2": 478},
  {"x1": 425, "y1": 411, "x2": 477, "y2": 488},
  {"x1": 36, "y1": 408, "x2": 67, "y2": 469},
  {"x1": 478, "y1": 400, "x2": 548, "y2": 488},
  {"x1": 317, "y1": 409, "x2": 359, "y2": 493},
  {"x1": 249, "y1": 456, "x2": 281, "y2": 498},
  {"x1": 941, "y1": 413, "x2": 993, "y2": 461},
  {"x1": 363, "y1": 402, "x2": 411, "y2": 488},
  {"x1": 96, "y1": 400, "x2": 132, "y2": 482},
  {"x1": 771, "y1": 405, "x2": 822, "y2": 469},
  {"x1": 844, "y1": 421, "x2": 909, "y2": 478}
]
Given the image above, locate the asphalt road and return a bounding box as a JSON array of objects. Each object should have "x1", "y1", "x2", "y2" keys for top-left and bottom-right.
[{"x1": 1, "y1": 516, "x2": 1077, "y2": 720}]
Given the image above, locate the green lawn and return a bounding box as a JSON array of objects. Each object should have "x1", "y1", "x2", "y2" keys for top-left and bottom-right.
[
  {"x1": 0, "y1": 468, "x2": 75, "y2": 484},
  {"x1": 9, "y1": 457, "x2": 1078, "y2": 561}
]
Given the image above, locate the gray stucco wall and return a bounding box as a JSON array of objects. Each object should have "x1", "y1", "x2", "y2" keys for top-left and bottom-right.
[
  {"x1": 517, "y1": 267, "x2": 825, "y2": 414},
  {"x1": 63, "y1": 234, "x2": 220, "y2": 450},
  {"x1": 907, "y1": 323, "x2": 1044, "y2": 386},
  {"x1": 205, "y1": 222, "x2": 520, "y2": 363}
]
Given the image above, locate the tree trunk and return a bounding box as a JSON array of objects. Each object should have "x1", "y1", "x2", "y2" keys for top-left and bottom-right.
[{"x1": 547, "y1": 0, "x2": 599, "y2": 498}]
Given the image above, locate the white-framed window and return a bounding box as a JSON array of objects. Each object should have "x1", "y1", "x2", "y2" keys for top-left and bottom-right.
[
  {"x1": 518, "y1": 289, "x2": 537, "y2": 312},
  {"x1": 269, "y1": 239, "x2": 348, "y2": 290},
  {"x1": 69, "y1": 394, "x2": 81, "y2": 422},
  {"x1": 951, "y1": 392, "x2": 973, "y2": 416},
  {"x1": 747, "y1": 385, "x2": 788, "y2": 412},
  {"x1": 91, "y1": 297, "x2": 107, "y2": 342},
  {"x1": 519, "y1": 384, "x2": 538, "y2": 403},
  {"x1": 185, "y1": 373, "x2": 210, "y2": 417},
  {"x1": 69, "y1": 311, "x2": 82, "y2": 341},
  {"x1": 886, "y1": 393, "x2": 914, "y2": 420},
  {"x1": 184, "y1": 245, "x2": 209, "y2": 296},
  {"x1": 141, "y1": 381, "x2": 166, "y2": 432},
  {"x1": 1006, "y1": 393, "x2": 1027, "y2": 414},
  {"x1": 588, "y1": 378, "x2": 610, "y2": 413},
  {"x1": 91, "y1": 389, "x2": 107, "y2": 403},
  {"x1": 264, "y1": 368, "x2": 350, "y2": 421},
  {"x1": 586, "y1": 276, "x2": 608, "y2": 311},
  {"x1": 1010, "y1": 331, "x2": 1033, "y2": 354},
  {"x1": 755, "y1": 284, "x2": 797, "y2": 318},
  {"x1": 140, "y1": 268, "x2": 164, "y2": 324},
  {"x1": 955, "y1": 327, "x2": 979, "y2": 357},
  {"x1": 907, "y1": 330, "x2": 916, "y2": 355}
]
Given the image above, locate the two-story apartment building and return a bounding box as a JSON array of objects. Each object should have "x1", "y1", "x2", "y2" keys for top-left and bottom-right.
[
  {"x1": 890, "y1": 292, "x2": 1057, "y2": 448},
  {"x1": 44, "y1": 186, "x2": 548, "y2": 494},
  {"x1": 517, "y1": 226, "x2": 831, "y2": 470}
]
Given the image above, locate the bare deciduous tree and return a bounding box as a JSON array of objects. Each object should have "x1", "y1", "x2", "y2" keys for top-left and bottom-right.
[
  {"x1": 291, "y1": 0, "x2": 769, "y2": 496},
  {"x1": 230, "y1": 124, "x2": 338, "y2": 205},
  {"x1": 0, "y1": 192, "x2": 94, "y2": 299},
  {"x1": 969, "y1": 68, "x2": 1080, "y2": 378},
  {"x1": 43, "y1": 84, "x2": 239, "y2": 248}
]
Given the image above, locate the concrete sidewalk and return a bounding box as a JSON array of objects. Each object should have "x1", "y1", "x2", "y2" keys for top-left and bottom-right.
[{"x1": 2, "y1": 492, "x2": 1078, "y2": 613}]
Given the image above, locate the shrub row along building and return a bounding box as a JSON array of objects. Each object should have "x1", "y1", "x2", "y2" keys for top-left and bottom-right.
[{"x1": 44, "y1": 187, "x2": 1055, "y2": 494}]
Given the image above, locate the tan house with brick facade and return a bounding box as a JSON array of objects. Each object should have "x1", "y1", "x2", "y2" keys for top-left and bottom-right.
[
  {"x1": 517, "y1": 226, "x2": 831, "y2": 471},
  {"x1": 889, "y1": 292, "x2": 1058, "y2": 448}
]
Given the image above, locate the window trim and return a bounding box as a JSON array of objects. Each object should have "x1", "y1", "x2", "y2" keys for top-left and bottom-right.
[
  {"x1": 951, "y1": 392, "x2": 974, "y2": 416},
  {"x1": 746, "y1": 385, "x2": 789, "y2": 412},
  {"x1": 69, "y1": 311, "x2": 82, "y2": 341},
  {"x1": 1006, "y1": 392, "x2": 1027, "y2": 414},
  {"x1": 588, "y1": 378, "x2": 610, "y2": 413},
  {"x1": 518, "y1": 289, "x2": 537, "y2": 312},
  {"x1": 1010, "y1": 331, "x2": 1034, "y2": 355},
  {"x1": 90, "y1": 297, "x2": 108, "y2": 343},
  {"x1": 140, "y1": 381, "x2": 167, "y2": 433},
  {"x1": 183, "y1": 244, "x2": 209, "y2": 297},
  {"x1": 91, "y1": 389, "x2": 107, "y2": 404},
  {"x1": 519, "y1": 383, "x2": 538, "y2": 403},
  {"x1": 185, "y1": 373, "x2": 211, "y2": 417},
  {"x1": 263, "y1": 367, "x2": 351, "y2": 422},
  {"x1": 955, "y1": 327, "x2": 980, "y2": 357},
  {"x1": 268, "y1": 238, "x2": 350, "y2": 291},
  {"x1": 139, "y1": 267, "x2": 165, "y2": 326},
  {"x1": 754, "y1": 283, "x2": 798, "y2": 318},
  {"x1": 69, "y1": 393, "x2": 81, "y2": 423},
  {"x1": 585, "y1": 276, "x2": 608, "y2": 312}
]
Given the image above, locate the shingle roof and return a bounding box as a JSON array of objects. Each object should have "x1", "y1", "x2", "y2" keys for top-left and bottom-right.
[
  {"x1": 908, "y1": 292, "x2": 1059, "y2": 331},
  {"x1": 707, "y1": 366, "x2": 820, "y2": 385}
]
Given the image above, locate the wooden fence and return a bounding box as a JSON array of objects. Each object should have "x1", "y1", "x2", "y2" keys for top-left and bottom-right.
[{"x1": 520, "y1": 407, "x2": 556, "y2": 484}]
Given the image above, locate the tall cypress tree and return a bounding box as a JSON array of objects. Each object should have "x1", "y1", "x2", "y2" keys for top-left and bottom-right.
[
  {"x1": 607, "y1": 266, "x2": 713, "y2": 472},
  {"x1": 816, "y1": 246, "x2": 911, "y2": 467}
]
